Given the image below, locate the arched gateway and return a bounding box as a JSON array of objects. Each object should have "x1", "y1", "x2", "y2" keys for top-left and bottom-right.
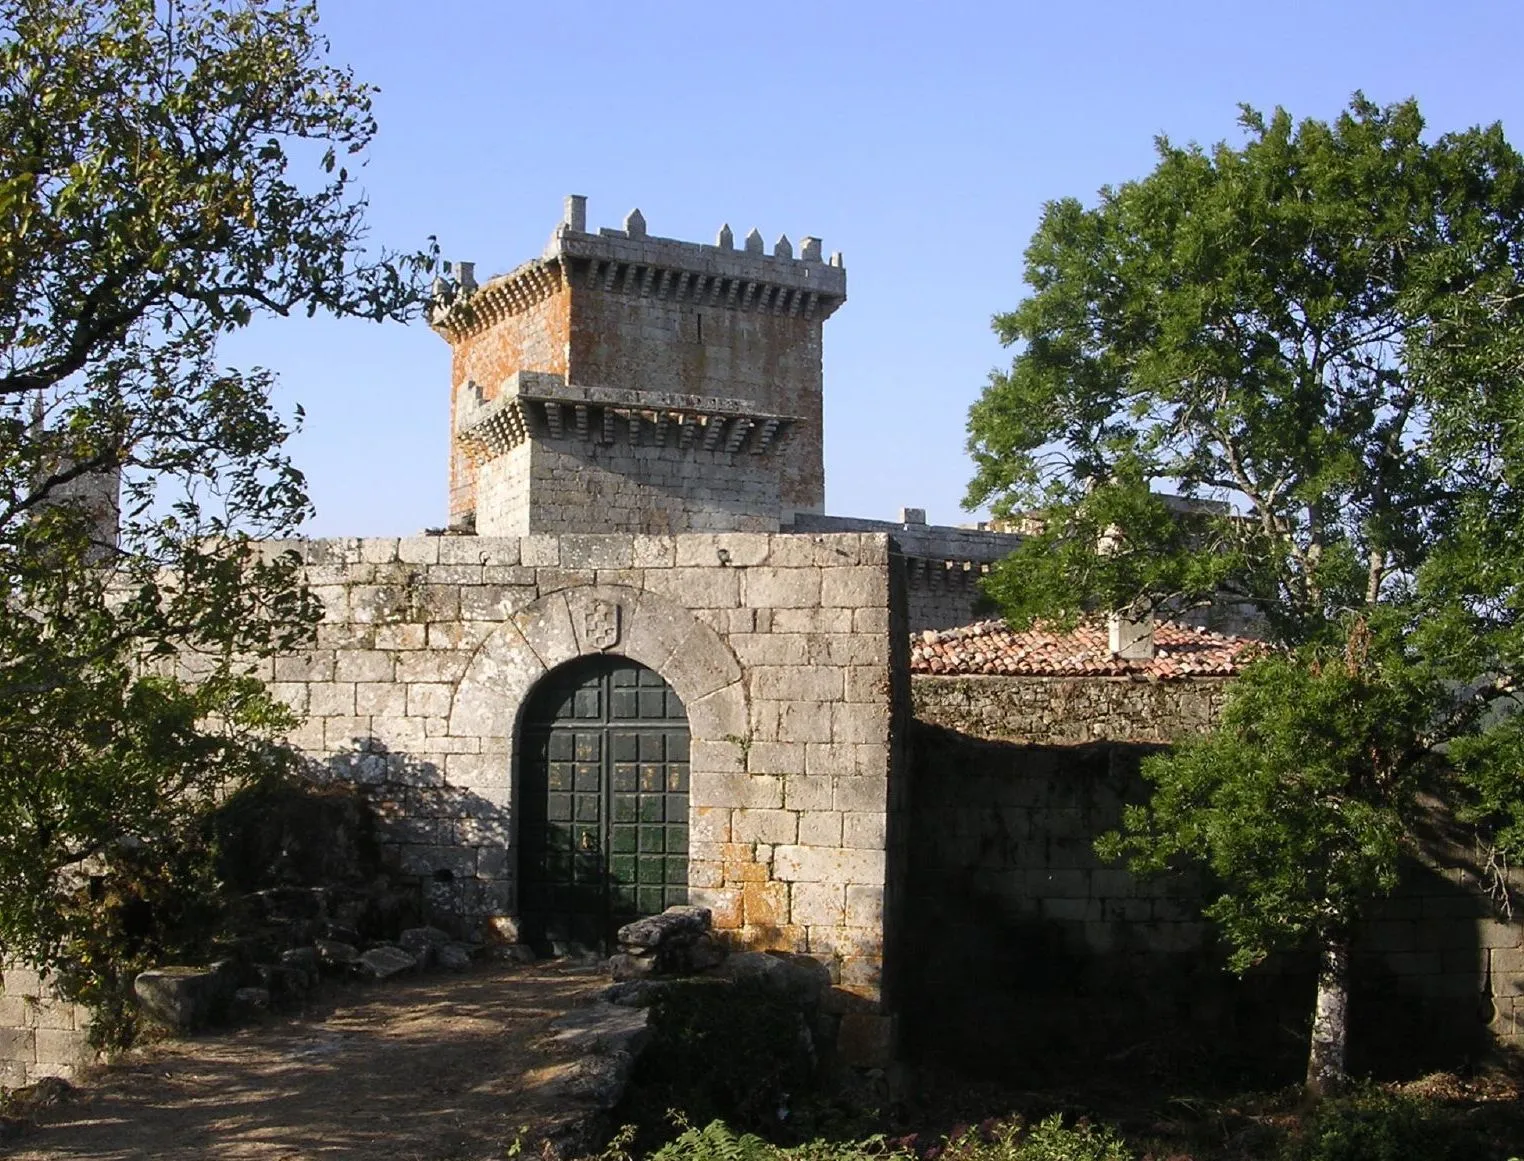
[{"x1": 518, "y1": 654, "x2": 690, "y2": 954}]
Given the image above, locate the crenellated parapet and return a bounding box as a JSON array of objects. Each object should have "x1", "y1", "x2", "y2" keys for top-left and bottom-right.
[{"x1": 431, "y1": 196, "x2": 846, "y2": 343}]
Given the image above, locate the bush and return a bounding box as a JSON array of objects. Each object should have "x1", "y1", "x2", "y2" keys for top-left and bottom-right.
[
  {"x1": 640, "y1": 1117, "x2": 1132, "y2": 1161},
  {"x1": 1278, "y1": 1084, "x2": 1485, "y2": 1161}
]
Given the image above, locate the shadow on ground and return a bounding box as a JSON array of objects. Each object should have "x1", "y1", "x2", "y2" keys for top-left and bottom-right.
[{"x1": 10, "y1": 961, "x2": 607, "y2": 1161}]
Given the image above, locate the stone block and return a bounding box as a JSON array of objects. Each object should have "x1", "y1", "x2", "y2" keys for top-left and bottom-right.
[
  {"x1": 333, "y1": 646, "x2": 405, "y2": 682},
  {"x1": 772, "y1": 846, "x2": 885, "y2": 885},
  {"x1": 742, "y1": 882, "x2": 790, "y2": 928},
  {"x1": 397, "y1": 537, "x2": 441, "y2": 565},
  {"x1": 395, "y1": 651, "x2": 474, "y2": 684},
  {"x1": 0, "y1": 1027, "x2": 34, "y2": 1062},
  {"x1": 632, "y1": 536, "x2": 676, "y2": 568},
  {"x1": 820, "y1": 567, "x2": 888, "y2": 609},
  {"x1": 520, "y1": 536, "x2": 559, "y2": 566},
  {"x1": 686, "y1": 685, "x2": 748, "y2": 740},
  {"x1": 642, "y1": 567, "x2": 740, "y2": 609},
  {"x1": 842, "y1": 812, "x2": 886, "y2": 849},
  {"x1": 748, "y1": 666, "x2": 843, "y2": 703},
  {"x1": 559, "y1": 535, "x2": 634, "y2": 569},
  {"x1": 407, "y1": 682, "x2": 455, "y2": 718},
  {"x1": 134, "y1": 965, "x2": 236, "y2": 1032},
  {"x1": 691, "y1": 773, "x2": 783, "y2": 810},
  {"x1": 355, "y1": 682, "x2": 408, "y2": 717},
  {"x1": 460, "y1": 585, "x2": 537, "y2": 620},
  {"x1": 845, "y1": 884, "x2": 883, "y2": 928},
  {"x1": 791, "y1": 882, "x2": 845, "y2": 927},
  {"x1": 732, "y1": 809, "x2": 799, "y2": 845},
  {"x1": 742, "y1": 567, "x2": 821, "y2": 608},
  {"x1": 797, "y1": 811, "x2": 843, "y2": 846},
  {"x1": 783, "y1": 775, "x2": 834, "y2": 812},
  {"x1": 359, "y1": 946, "x2": 418, "y2": 980},
  {"x1": 831, "y1": 775, "x2": 888, "y2": 813},
  {"x1": 274, "y1": 651, "x2": 336, "y2": 683}
]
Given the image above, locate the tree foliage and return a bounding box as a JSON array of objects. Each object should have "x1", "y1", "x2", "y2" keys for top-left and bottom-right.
[
  {"x1": 0, "y1": 0, "x2": 426, "y2": 989},
  {"x1": 966, "y1": 95, "x2": 1524, "y2": 1085}
]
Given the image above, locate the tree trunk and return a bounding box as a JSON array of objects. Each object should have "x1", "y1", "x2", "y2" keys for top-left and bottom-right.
[{"x1": 1305, "y1": 930, "x2": 1352, "y2": 1097}]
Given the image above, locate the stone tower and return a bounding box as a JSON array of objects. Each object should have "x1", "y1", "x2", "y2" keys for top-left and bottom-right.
[{"x1": 430, "y1": 196, "x2": 847, "y2": 535}]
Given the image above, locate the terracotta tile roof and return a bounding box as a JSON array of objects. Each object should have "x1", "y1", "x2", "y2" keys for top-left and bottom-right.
[{"x1": 910, "y1": 619, "x2": 1260, "y2": 680}]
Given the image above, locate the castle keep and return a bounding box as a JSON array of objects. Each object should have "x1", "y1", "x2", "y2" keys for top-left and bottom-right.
[{"x1": 436, "y1": 196, "x2": 845, "y2": 537}]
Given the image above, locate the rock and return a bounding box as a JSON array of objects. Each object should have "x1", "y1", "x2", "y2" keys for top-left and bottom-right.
[
  {"x1": 133, "y1": 964, "x2": 237, "y2": 1032},
  {"x1": 616, "y1": 905, "x2": 711, "y2": 949},
  {"x1": 314, "y1": 939, "x2": 359, "y2": 971},
  {"x1": 437, "y1": 943, "x2": 475, "y2": 971},
  {"x1": 547, "y1": 1002, "x2": 651, "y2": 1056},
  {"x1": 607, "y1": 952, "x2": 657, "y2": 982},
  {"x1": 489, "y1": 942, "x2": 536, "y2": 964},
  {"x1": 685, "y1": 932, "x2": 727, "y2": 971},
  {"x1": 601, "y1": 980, "x2": 676, "y2": 1008},
  {"x1": 398, "y1": 925, "x2": 452, "y2": 965},
  {"x1": 358, "y1": 946, "x2": 417, "y2": 980},
  {"x1": 714, "y1": 951, "x2": 829, "y2": 1006},
  {"x1": 319, "y1": 923, "x2": 361, "y2": 946},
  {"x1": 254, "y1": 963, "x2": 309, "y2": 1000},
  {"x1": 279, "y1": 946, "x2": 319, "y2": 981},
  {"x1": 234, "y1": 986, "x2": 271, "y2": 1010},
  {"x1": 524, "y1": 1051, "x2": 638, "y2": 1111}
]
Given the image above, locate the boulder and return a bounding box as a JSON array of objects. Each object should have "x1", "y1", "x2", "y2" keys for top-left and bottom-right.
[
  {"x1": 358, "y1": 946, "x2": 417, "y2": 980},
  {"x1": 234, "y1": 986, "x2": 271, "y2": 1011},
  {"x1": 314, "y1": 938, "x2": 359, "y2": 971},
  {"x1": 279, "y1": 946, "x2": 320, "y2": 981},
  {"x1": 714, "y1": 951, "x2": 829, "y2": 1006},
  {"x1": 398, "y1": 925, "x2": 452, "y2": 965},
  {"x1": 437, "y1": 943, "x2": 475, "y2": 971},
  {"x1": 615, "y1": 905, "x2": 711, "y2": 949}
]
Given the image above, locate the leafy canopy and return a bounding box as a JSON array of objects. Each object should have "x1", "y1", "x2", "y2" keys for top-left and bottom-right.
[
  {"x1": 967, "y1": 96, "x2": 1524, "y2": 960},
  {"x1": 0, "y1": 0, "x2": 427, "y2": 990}
]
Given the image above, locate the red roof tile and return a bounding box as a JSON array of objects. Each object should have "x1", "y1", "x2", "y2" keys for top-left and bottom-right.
[{"x1": 910, "y1": 619, "x2": 1260, "y2": 680}]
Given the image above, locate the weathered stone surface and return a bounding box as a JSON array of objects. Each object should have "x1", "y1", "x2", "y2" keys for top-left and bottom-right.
[
  {"x1": 438, "y1": 943, "x2": 475, "y2": 971},
  {"x1": 713, "y1": 951, "x2": 829, "y2": 1006},
  {"x1": 547, "y1": 1002, "x2": 650, "y2": 1056},
  {"x1": 313, "y1": 939, "x2": 359, "y2": 970},
  {"x1": 279, "y1": 946, "x2": 319, "y2": 980},
  {"x1": 234, "y1": 987, "x2": 271, "y2": 1011},
  {"x1": 616, "y1": 905, "x2": 711, "y2": 949},
  {"x1": 398, "y1": 926, "x2": 452, "y2": 965},
  {"x1": 358, "y1": 946, "x2": 417, "y2": 980},
  {"x1": 133, "y1": 964, "x2": 236, "y2": 1033}
]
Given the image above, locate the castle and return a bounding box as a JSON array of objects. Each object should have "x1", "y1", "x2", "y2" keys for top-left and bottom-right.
[{"x1": 4, "y1": 198, "x2": 1519, "y2": 1083}]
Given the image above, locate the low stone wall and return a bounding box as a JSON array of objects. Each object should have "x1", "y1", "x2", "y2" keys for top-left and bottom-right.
[
  {"x1": 905, "y1": 675, "x2": 1524, "y2": 1076},
  {"x1": 0, "y1": 966, "x2": 95, "y2": 1085}
]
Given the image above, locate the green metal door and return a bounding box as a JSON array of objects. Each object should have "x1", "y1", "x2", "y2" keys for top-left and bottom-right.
[{"x1": 519, "y1": 654, "x2": 690, "y2": 954}]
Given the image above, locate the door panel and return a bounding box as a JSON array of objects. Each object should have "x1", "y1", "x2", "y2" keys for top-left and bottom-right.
[{"x1": 520, "y1": 655, "x2": 689, "y2": 954}]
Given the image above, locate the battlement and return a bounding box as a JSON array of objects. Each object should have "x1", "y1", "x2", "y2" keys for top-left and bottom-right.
[{"x1": 432, "y1": 196, "x2": 846, "y2": 342}]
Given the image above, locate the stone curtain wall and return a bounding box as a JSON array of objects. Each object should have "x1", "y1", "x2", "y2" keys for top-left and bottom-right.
[
  {"x1": 0, "y1": 967, "x2": 94, "y2": 1084},
  {"x1": 239, "y1": 533, "x2": 898, "y2": 1040},
  {"x1": 912, "y1": 674, "x2": 1231, "y2": 744},
  {"x1": 906, "y1": 675, "x2": 1524, "y2": 1074}
]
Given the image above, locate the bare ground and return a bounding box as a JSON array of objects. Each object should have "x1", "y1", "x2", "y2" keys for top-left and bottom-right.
[{"x1": 5, "y1": 960, "x2": 611, "y2": 1161}]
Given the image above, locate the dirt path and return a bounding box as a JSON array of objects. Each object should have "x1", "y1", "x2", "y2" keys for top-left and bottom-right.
[{"x1": 7, "y1": 960, "x2": 611, "y2": 1161}]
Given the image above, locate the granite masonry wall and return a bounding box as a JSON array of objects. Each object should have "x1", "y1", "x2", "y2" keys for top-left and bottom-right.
[
  {"x1": 906, "y1": 674, "x2": 1524, "y2": 1075},
  {"x1": 0, "y1": 967, "x2": 94, "y2": 1085},
  {"x1": 243, "y1": 531, "x2": 903, "y2": 1058}
]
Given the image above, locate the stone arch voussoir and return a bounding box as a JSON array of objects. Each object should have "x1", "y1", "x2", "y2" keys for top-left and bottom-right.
[{"x1": 448, "y1": 583, "x2": 746, "y2": 752}]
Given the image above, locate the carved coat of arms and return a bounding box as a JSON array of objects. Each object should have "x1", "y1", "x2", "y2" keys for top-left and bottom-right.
[{"x1": 584, "y1": 600, "x2": 622, "y2": 651}]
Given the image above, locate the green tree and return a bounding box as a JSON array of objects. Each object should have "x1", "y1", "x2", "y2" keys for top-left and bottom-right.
[
  {"x1": 0, "y1": 0, "x2": 427, "y2": 1022},
  {"x1": 965, "y1": 95, "x2": 1524, "y2": 1094}
]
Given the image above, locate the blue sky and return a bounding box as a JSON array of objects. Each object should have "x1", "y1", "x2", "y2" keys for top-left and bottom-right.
[{"x1": 223, "y1": 0, "x2": 1524, "y2": 536}]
